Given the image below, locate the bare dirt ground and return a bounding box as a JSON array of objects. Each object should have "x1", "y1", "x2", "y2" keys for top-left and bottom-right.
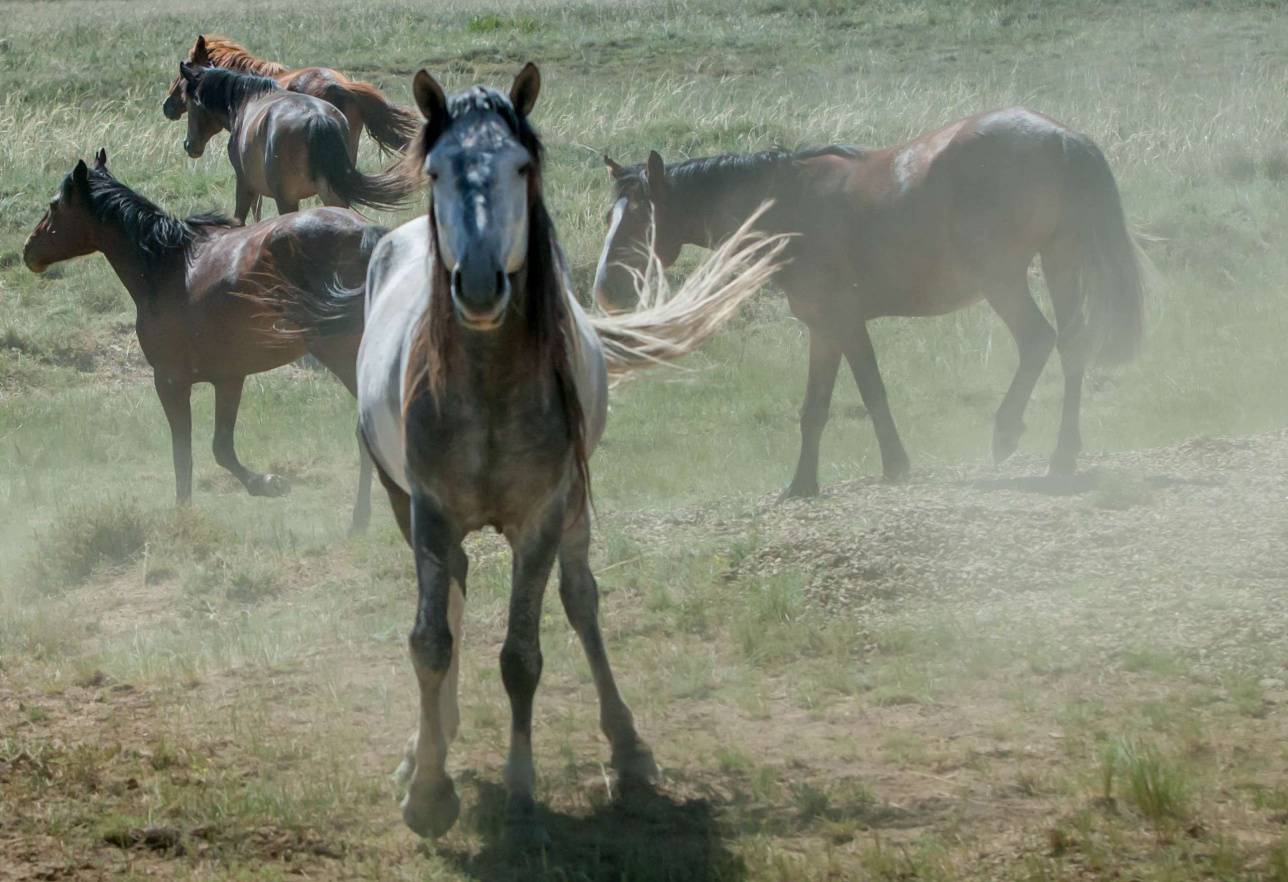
[{"x1": 3, "y1": 430, "x2": 1287, "y2": 880}]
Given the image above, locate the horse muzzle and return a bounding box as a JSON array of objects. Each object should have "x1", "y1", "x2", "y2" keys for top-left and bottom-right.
[
  {"x1": 183, "y1": 139, "x2": 203, "y2": 159},
  {"x1": 21, "y1": 237, "x2": 48, "y2": 274},
  {"x1": 450, "y1": 264, "x2": 512, "y2": 331}
]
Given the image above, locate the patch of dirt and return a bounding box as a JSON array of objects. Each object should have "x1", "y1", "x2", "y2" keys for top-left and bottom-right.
[{"x1": 620, "y1": 429, "x2": 1288, "y2": 677}]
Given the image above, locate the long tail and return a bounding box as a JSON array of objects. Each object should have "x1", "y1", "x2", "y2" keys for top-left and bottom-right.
[
  {"x1": 306, "y1": 118, "x2": 415, "y2": 212},
  {"x1": 591, "y1": 204, "x2": 787, "y2": 377},
  {"x1": 342, "y1": 80, "x2": 420, "y2": 153},
  {"x1": 251, "y1": 224, "x2": 387, "y2": 338},
  {"x1": 1061, "y1": 134, "x2": 1146, "y2": 366}
]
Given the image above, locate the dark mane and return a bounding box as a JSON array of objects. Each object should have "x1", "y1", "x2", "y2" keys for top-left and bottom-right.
[
  {"x1": 190, "y1": 66, "x2": 281, "y2": 117},
  {"x1": 84, "y1": 168, "x2": 233, "y2": 266},
  {"x1": 405, "y1": 85, "x2": 590, "y2": 506},
  {"x1": 616, "y1": 145, "x2": 863, "y2": 198}
]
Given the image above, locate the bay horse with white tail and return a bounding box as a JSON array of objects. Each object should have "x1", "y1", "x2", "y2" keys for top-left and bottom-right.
[
  {"x1": 336, "y1": 64, "x2": 781, "y2": 840},
  {"x1": 597, "y1": 108, "x2": 1145, "y2": 496},
  {"x1": 179, "y1": 64, "x2": 414, "y2": 224},
  {"x1": 22, "y1": 151, "x2": 382, "y2": 533},
  {"x1": 164, "y1": 35, "x2": 419, "y2": 154}
]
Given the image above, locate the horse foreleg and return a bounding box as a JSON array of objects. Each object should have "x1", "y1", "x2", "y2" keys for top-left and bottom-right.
[
  {"x1": 782, "y1": 327, "x2": 842, "y2": 499},
  {"x1": 499, "y1": 498, "x2": 562, "y2": 845},
  {"x1": 154, "y1": 374, "x2": 193, "y2": 506},
  {"x1": 558, "y1": 498, "x2": 657, "y2": 785},
  {"x1": 987, "y1": 279, "x2": 1056, "y2": 466},
  {"x1": 843, "y1": 323, "x2": 910, "y2": 482},
  {"x1": 212, "y1": 377, "x2": 288, "y2": 497},
  {"x1": 400, "y1": 492, "x2": 463, "y2": 839}
]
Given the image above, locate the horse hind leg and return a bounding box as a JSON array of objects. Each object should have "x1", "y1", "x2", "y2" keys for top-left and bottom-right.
[
  {"x1": 212, "y1": 377, "x2": 288, "y2": 497},
  {"x1": 1042, "y1": 245, "x2": 1090, "y2": 476},
  {"x1": 986, "y1": 273, "x2": 1057, "y2": 465},
  {"x1": 307, "y1": 339, "x2": 371, "y2": 534},
  {"x1": 557, "y1": 501, "x2": 657, "y2": 785}
]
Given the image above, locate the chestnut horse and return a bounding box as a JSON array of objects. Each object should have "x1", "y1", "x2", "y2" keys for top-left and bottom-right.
[
  {"x1": 179, "y1": 63, "x2": 413, "y2": 224},
  {"x1": 597, "y1": 108, "x2": 1145, "y2": 496},
  {"x1": 163, "y1": 35, "x2": 418, "y2": 155},
  {"x1": 22, "y1": 151, "x2": 383, "y2": 533}
]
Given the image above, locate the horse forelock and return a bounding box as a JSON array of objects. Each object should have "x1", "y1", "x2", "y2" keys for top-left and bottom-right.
[{"x1": 404, "y1": 85, "x2": 544, "y2": 184}]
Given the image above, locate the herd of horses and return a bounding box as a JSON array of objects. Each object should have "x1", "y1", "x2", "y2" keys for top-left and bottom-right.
[{"x1": 19, "y1": 36, "x2": 1144, "y2": 842}]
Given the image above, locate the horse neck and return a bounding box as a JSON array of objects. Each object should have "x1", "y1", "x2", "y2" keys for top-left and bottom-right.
[
  {"x1": 668, "y1": 160, "x2": 790, "y2": 249},
  {"x1": 441, "y1": 273, "x2": 565, "y2": 409},
  {"x1": 93, "y1": 222, "x2": 184, "y2": 309}
]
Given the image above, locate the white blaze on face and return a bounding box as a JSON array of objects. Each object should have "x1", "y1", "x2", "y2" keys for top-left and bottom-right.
[{"x1": 593, "y1": 197, "x2": 628, "y2": 299}]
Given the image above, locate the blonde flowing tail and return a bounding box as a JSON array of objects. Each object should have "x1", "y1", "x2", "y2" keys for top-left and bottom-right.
[{"x1": 591, "y1": 203, "x2": 787, "y2": 377}]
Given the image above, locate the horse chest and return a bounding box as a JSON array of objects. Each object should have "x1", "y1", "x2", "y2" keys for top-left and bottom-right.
[{"x1": 406, "y1": 387, "x2": 571, "y2": 530}]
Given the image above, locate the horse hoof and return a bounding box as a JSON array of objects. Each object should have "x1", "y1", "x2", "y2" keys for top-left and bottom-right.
[
  {"x1": 778, "y1": 481, "x2": 819, "y2": 501},
  {"x1": 401, "y1": 780, "x2": 460, "y2": 839},
  {"x1": 614, "y1": 742, "x2": 660, "y2": 786},
  {"x1": 250, "y1": 474, "x2": 290, "y2": 497},
  {"x1": 882, "y1": 460, "x2": 911, "y2": 483},
  {"x1": 1048, "y1": 451, "x2": 1078, "y2": 478},
  {"x1": 992, "y1": 424, "x2": 1024, "y2": 465}
]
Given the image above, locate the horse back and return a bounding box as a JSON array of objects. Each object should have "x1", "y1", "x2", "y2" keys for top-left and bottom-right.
[{"x1": 789, "y1": 107, "x2": 1080, "y2": 318}]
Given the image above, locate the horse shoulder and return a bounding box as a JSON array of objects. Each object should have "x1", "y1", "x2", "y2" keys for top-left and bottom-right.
[{"x1": 356, "y1": 218, "x2": 432, "y2": 493}]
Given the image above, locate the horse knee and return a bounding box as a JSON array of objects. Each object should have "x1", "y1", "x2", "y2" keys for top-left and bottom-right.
[
  {"x1": 799, "y1": 402, "x2": 830, "y2": 433},
  {"x1": 499, "y1": 643, "x2": 542, "y2": 698},
  {"x1": 409, "y1": 622, "x2": 453, "y2": 674}
]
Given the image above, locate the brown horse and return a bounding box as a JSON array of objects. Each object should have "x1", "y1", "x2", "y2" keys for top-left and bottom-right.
[
  {"x1": 22, "y1": 151, "x2": 383, "y2": 533},
  {"x1": 596, "y1": 108, "x2": 1145, "y2": 496},
  {"x1": 179, "y1": 63, "x2": 413, "y2": 224},
  {"x1": 163, "y1": 34, "x2": 418, "y2": 155}
]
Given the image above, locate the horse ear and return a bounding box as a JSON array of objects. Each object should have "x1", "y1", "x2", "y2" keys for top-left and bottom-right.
[
  {"x1": 510, "y1": 62, "x2": 540, "y2": 117},
  {"x1": 646, "y1": 150, "x2": 668, "y2": 193},
  {"x1": 94, "y1": 148, "x2": 108, "y2": 169},
  {"x1": 412, "y1": 69, "x2": 446, "y2": 123},
  {"x1": 71, "y1": 159, "x2": 90, "y2": 193},
  {"x1": 193, "y1": 34, "x2": 209, "y2": 63},
  {"x1": 603, "y1": 154, "x2": 626, "y2": 178},
  {"x1": 180, "y1": 61, "x2": 198, "y2": 84}
]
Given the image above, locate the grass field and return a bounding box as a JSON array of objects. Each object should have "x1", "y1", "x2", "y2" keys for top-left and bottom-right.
[{"x1": 2, "y1": 0, "x2": 1288, "y2": 879}]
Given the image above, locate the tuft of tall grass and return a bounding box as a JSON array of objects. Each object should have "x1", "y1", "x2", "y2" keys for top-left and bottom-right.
[
  {"x1": 1100, "y1": 736, "x2": 1192, "y2": 825},
  {"x1": 22, "y1": 499, "x2": 150, "y2": 594}
]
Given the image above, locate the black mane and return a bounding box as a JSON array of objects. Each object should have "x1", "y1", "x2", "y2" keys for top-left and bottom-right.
[
  {"x1": 84, "y1": 167, "x2": 232, "y2": 265},
  {"x1": 190, "y1": 66, "x2": 281, "y2": 117},
  {"x1": 616, "y1": 145, "x2": 863, "y2": 198}
]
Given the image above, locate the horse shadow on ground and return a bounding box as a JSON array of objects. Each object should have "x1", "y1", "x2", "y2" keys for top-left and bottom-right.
[{"x1": 438, "y1": 779, "x2": 745, "y2": 882}]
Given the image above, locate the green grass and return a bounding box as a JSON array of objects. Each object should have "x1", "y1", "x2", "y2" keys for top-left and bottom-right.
[{"x1": 3, "y1": 0, "x2": 1288, "y2": 879}]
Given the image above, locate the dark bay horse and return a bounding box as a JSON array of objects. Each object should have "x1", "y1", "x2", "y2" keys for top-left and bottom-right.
[
  {"x1": 22, "y1": 151, "x2": 382, "y2": 533},
  {"x1": 339, "y1": 65, "x2": 781, "y2": 840},
  {"x1": 597, "y1": 108, "x2": 1145, "y2": 495},
  {"x1": 179, "y1": 63, "x2": 413, "y2": 224},
  {"x1": 163, "y1": 35, "x2": 418, "y2": 154}
]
